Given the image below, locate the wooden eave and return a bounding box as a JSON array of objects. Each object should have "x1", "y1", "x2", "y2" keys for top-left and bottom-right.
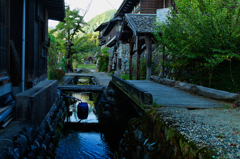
[
  {"x1": 102, "y1": 17, "x2": 122, "y2": 36},
  {"x1": 94, "y1": 22, "x2": 109, "y2": 32},
  {"x1": 115, "y1": 0, "x2": 140, "y2": 18},
  {"x1": 119, "y1": 19, "x2": 133, "y2": 43},
  {"x1": 44, "y1": 0, "x2": 65, "y2": 21}
]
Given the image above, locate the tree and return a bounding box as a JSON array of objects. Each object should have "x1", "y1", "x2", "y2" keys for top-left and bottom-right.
[
  {"x1": 50, "y1": 2, "x2": 93, "y2": 72},
  {"x1": 71, "y1": 33, "x2": 98, "y2": 54},
  {"x1": 154, "y1": 0, "x2": 240, "y2": 88}
]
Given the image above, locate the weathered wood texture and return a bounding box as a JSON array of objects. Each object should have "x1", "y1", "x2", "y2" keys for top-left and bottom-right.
[
  {"x1": 140, "y1": 0, "x2": 172, "y2": 13},
  {"x1": 9, "y1": 0, "x2": 49, "y2": 88},
  {"x1": 10, "y1": 41, "x2": 21, "y2": 75},
  {"x1": 58, "y1": 85, "x2": 106, "y2": 92},
  {"x1": 127, "y1": 80, "x2": 223, "y2": 108},
  {"x1": 105, "y1": 24, "x2": 118, "y2": 44},
  {"x1": 0, "y1": 0, "x2": 10, "y2": 76}
]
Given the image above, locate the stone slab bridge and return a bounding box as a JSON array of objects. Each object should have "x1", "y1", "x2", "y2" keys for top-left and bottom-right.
[{"x1": 111, "y1": 75, "x2": 226, "y2": 117}]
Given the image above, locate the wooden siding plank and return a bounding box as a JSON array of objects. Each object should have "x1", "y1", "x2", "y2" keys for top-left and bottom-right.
[{"x1": 10, "y1": 40, "x2": 21, "y2": 75}]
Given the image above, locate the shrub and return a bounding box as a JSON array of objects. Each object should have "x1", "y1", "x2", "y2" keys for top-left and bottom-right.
[
  {"x1": 48, "y1": 69, "x2": 65, "y2": 80},
  {"x1": 97, "y1": 47, "x2": 109, "y2": 72},
  {"x1": 121, "y1": 74, "x2": 129, "y2": 80},
  {"x1": 154, "y1": 0, "x2": 240, "y2": 92}
]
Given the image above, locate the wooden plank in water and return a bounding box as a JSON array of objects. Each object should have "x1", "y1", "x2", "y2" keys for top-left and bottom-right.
[{"x1": 58, "y1": 85, "x2": 106, "y2": 92}]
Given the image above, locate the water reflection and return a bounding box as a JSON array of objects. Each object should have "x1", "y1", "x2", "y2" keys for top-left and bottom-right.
[
  {"x1": 55, "y1": 132, "x2": 113, "y2": 159},
  {"x1": 56, "y1": 92, "x2": 124, "y2": 159}
]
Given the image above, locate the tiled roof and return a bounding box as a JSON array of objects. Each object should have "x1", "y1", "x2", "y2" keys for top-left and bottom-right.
[{"x1": 125, "y1": 14, "x2": 156, "y2": 35}]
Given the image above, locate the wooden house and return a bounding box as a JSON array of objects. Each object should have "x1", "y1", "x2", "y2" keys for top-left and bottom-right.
[
  {"x1": 102, "y1": 17, "x2": 122, "y2": 48},
  {"x1": 0, "y1": 0, "x2": 65, "y2": 103},
  {"x1": 94, "y1": 22, "x2": 109, "y2": 54},
  {"x1": 95, "y1": 0, "x2": 173, "y2": 77},
  {"x1": 94, "y1": 17, "x2": 122, "y2": 72},
  {"x1": 84, "y1": 55, "x2": 97, "y2": 64},
  {"x1": 115, "y1": 0, "x2": 173, "y2": 17}
]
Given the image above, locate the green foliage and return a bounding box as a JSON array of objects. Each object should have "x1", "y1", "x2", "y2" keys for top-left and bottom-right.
[
  {"x1": 154, "y1": 0, "x2": 240, "y2": 93},
  {"x1": 49, "y1": 5, "x2": 86, "y2": 71},
  {"x1": 140, "y1": 58, "x2": 147, "y2": 80},
  {"x1": 109, "y1": 71, "x2": 115, "y2": 76},
  {"x1": 71, "y1": 33, "x2": 98, "y2": 55},
  {"x1": 48, "y1": 69, "x2": 65, "y2": 80},
  {"x1": 50, "y1": 5, "x2": 86, "y2": 41},
  {"x1": 78, "y1": 9, "x2": 116, "y2": 36},
  {"x1": 48, "y1": 33, "x2": 62, "y2": 79},
  {"x1": 121, "y1": 74, "x2": 129, "y2": 80},
  {"x1": 153, "y1": 98, "x2": 162, "y2": 107},
  {"x1": 97, "y1": 47, "x2": 109, "y2": 72}
]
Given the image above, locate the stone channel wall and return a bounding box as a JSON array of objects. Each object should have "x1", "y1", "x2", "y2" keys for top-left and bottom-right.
[
  {"x1": 4, "y1": 93, "x2": 67, "y2": 159},
  {"x1": 118, "y1": 109, "x2": 215, "y2": 159}
]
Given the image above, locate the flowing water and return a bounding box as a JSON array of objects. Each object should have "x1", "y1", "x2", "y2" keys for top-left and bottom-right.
[{"x1": 55, "y1": 93, "x2": 125, "y2": 159}]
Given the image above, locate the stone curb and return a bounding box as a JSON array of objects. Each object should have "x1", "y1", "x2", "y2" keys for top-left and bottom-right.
[{"x1": 150, "y1": 75, "x2": 240, "y2": 102}]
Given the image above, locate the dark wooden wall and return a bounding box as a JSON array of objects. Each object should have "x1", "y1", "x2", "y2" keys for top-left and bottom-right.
[
  {"x1": 141, "y1": 0, "x2": 172, "y2": 14},
  {"x1": 0, "y1": 0, "x2": 10, "y2": 77},
  {"x1": 10, "y1": 0, "x2": 49, "y2": 88},
  {"x1": 10, "y1": 0, "x2": 23, "y2": 85},
  {"x1": 105, "y1": 23, "x2": 118, "y2": 44}
]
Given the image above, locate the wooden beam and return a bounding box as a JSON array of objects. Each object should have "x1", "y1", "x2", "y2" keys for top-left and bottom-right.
[
  {"x1": 146, "y1": 37, "x2": 153, "y2": 80},
  {"x1": 129, "y1": 43, "x2": 134, "y2": 80},
  {"x1": 58, "y1": 85, "x2": 106, "y2": 92},
  {"x1": 132, "y1": 46, "x2": 146, "y2": 54},
  {"x1": 129, "y1": 36, "x2": 136, "y2": 43}
]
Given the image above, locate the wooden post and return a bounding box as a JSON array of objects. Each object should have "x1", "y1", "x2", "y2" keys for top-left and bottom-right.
[
  {"x1": 99, "y1": 46, "x2": 101, "y2": 55},
  {"x1": 146, "y1": 37, "x2": 152, "y2": 80},
  {"x1": 129, "y1": 43, "x2": 133, "y2": 80},
  {"x1": 162, "y1": 44, "x2": 165, "y2": 77},
  {"x1": 136, "y1": 36, "x2": 141, "y2": 80}
]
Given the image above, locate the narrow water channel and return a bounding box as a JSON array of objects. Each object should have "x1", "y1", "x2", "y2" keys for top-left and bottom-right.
[{"x1": 55, "y1": 93, "x2": 126, "y2": 159}]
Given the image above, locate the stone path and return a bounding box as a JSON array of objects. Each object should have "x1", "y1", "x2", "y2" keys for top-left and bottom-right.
[{"x1": 127, "y1": 80, "x2": 224, "y2": 108}]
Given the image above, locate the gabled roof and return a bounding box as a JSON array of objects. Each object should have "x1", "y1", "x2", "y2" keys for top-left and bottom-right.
[
  {"x1": 125, "y1": 14, "x2": 156, "y2": 36},
  {"x1": 45, "y1": 0, "x2": 65, "y2": 21},
  {"x1": 94, "y1": 22, "x2": 109, "y2": 32},
  {"x1": 115, "y1": 0, "x2": 140, "y2": 18},
  {"x1": 102, "y1": 17, "x2": 122, "y2": 36}
]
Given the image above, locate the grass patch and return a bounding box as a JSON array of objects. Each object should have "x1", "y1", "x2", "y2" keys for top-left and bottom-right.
[{"x1": 77, "y1": 64, "x2": 96, "y2": 69}]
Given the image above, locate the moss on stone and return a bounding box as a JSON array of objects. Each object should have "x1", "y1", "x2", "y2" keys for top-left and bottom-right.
[{"x1": 121, "y1": 107, "x2": 216, "y2": 158}]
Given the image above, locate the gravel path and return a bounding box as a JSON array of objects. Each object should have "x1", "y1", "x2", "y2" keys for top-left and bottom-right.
[{"x1": 155, "y1": 107, "x2": 240, "y2": 158}]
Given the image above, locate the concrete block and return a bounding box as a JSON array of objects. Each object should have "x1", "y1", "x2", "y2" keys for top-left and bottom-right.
[
  {"x1": 112, "y1": 75, "x2": 153, "y2": 105},
  {"x1": 15, "y1": 80, "x2": 58, "y2": 126}
]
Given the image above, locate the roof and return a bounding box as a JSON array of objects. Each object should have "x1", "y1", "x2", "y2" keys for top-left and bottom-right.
[
  {"x1": 115, "y1": 0, "x2": 140, "y2": 17},
  {"x1": 125, "y1": 14, "x2": 156, "y2": 36},
  {"x1": 94, "y1": 22, "x2": 109, "y2": 32},
  {"x1": 84, "y1": 55, "x2": 97, "y2": 61},
  {"x1": 45, "y1": 0, "x2": 65, "y2": 21},
  {"x1": 102, "y1": 17, "x2": 122, "y2": 36}
]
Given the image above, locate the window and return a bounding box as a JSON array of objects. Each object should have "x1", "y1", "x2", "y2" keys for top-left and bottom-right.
[{"x1": 0, "y1": 0, "x2": 7, "y2": 74}]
